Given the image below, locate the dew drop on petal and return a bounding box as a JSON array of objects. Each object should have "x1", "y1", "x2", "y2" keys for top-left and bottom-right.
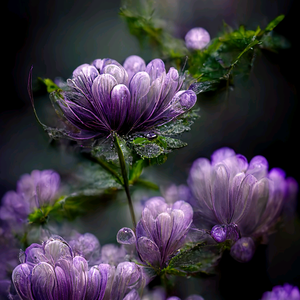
[{"x1": 117, "y1": 227, "x2": 136, "y2": 245}]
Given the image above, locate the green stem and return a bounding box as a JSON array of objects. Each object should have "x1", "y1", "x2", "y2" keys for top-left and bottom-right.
[{"x1": 114, "y1": 133, "x2": 137, "y2": 229}]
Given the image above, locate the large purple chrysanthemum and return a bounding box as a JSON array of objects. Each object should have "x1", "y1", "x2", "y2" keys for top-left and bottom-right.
[
  {"x1": 187, "y1": 147, "x2": 298, "y2": 260},
  {"x1": 12, "y1": 236, "x2": 144, "y2": 300},
  {"x1": 260, "y1": 284, "x2": 300, "y2": 300},
  {"x1": 134, "y1": 197, "x2": 193, "y2": 269},
  {"x1": 46, "y1": 55, "x2": 197, "y2": 143}
]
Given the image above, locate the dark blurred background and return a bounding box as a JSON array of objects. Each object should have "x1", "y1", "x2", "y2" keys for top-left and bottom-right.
[{"x1": 2, "y1": 0, "x2": 299, "y2": 299}]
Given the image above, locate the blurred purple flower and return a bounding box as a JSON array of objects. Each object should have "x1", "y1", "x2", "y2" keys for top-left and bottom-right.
[
  {"x1": 260, "y1": 284, "x2": 300, "y2": 300},
  {"x1": 185, "y1": 27, "x2": 210, "y2": 50},
  {"x1": 35, "y1": 56, "x2": 197, "y2": 144},
  {"x1": 160, "y1": 184, "x2": 191, "y2": 204},
  {"x1": 12, "y1": 236, "x2": 145, "y2": 300},
  {"x1": 134, "y1": 197, "x2": 193, "y2": 269},
  {"x1": 230, "y1": 237, "x2": 255, "y2": 263},
  {"x1": 0, "y1": 233, "x2": 20, "y2": 282},
  {"x1": 139, "y1": 287, "x2": 204, "y2": 300},
  {"x1": 17, "y1": 169, "x2": 60, "y2": 208},
  {"x1": 100, "y1": 244, "x2": 127, "y2": 266},
  {"x1": 0, "y1": 170, "x2": 60, "y2": 234},
  {"x1": 68, "y1": 232, "x2": 101, "y2": 266},
  {"x1": 187, "y1": 147, "x2": 298, "y2": 261}
]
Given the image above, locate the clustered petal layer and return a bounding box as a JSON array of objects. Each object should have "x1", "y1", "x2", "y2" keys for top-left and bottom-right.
[
  {"x1": 12, "y1": 236, "x2": 144, "y2": 300},
  {"x1": 52, "y1": 56, "x2": 197, "y2": 142},
  {"x1": 260, "y1": 284, "x2": 300, "y2": 300},
  {"x1": 187, "y1": 147, "x2": 298, "y2": 261},
  {"x1": 135, "y1": 197, "x2": 193, "y2": 269}
]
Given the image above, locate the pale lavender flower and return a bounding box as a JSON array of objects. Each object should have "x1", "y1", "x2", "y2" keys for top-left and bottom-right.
[
  {"x1": 17, "y1": 169, "x2": 60, "y2": 208},
  {"x1": 68, "y1": 232, "x2": 101, "y2": 266},
  {"x1": 134, "y1": 197, "x2": 193, "y2": 269},
  {"x1": 100, "y1": 244, "x2": 127, "y2": 266},
  {"x1": 260, "y1": 284, "x2": 300, "y2": 300},
  {"x1": 0, "y1": 170, "x2": 60, "y2": 234},
  {"x1": 140, "y1": 287, "x2": 204, "y2": 300},
  {"x1": 0, "y1": 191, "x2": 29, "y2": 232},
  {"x1": 187, "y1": 147, "x2": 298, "y2": 261},
  {"x1": 160, "y1": 184, "x2": 191, "y2": 204},
  {"x1": 185, "y1": 27, "x2": 210, "y2": 50},
  {"x1": 36, "y1": 56, "x2": 197, "y2": 144}
]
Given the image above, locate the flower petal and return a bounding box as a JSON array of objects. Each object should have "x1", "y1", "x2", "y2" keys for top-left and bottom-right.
[
  {"x1": 239, "y1": 177, "x2": 270, "y2": 236},
  {"x1": 109, "y1": 84, "x2": 131, "y2": 131},
  {"x1": 137, "y1": 237, "x2": 161, "y2": 267},
  {"x1": 44, "y1": 238, "x2": 73, "y2": 266},
  {"x1": 71, "y1": 256, "x2": 88, "y2": 300},
  {"x1": 31, "y1": 262, "x2": 56, "y2": 300},
  {"x1": 12, "y1": 264, "x2": 34, "y2": 300},
  {"x1": 188, "y1": 158, "x2": 213, "y2": 210},
  {"x1": 123, "y1": 289, "x2": 140, "y2": 300},
  {"x1": 231, "y1": 174, "x2": 257, "y2": 224},
  {"x1": 145, "y1": 59, "x2": 166, "y2": 83},
  {"x1": 246, "y1": 155, "x2": 269, "y2": 180},
  {"x1": 103, "y1": 64, "x2": 128, "y2": 85},
  {"x1": 211, "y1": 147, "x2": 236, "y2": 166},
  {"x1": 123, "y1": 55, "x2": 146, "y2": 83},
  {"x1": 156, "y1": 212, "x2": 173, "y2": 254},
  {"x1": 211, "y1": 164, "x2": 230, "y2": 224},
  {"x1": 110, "y1": 262, "x2": 141, "y2": 300}
]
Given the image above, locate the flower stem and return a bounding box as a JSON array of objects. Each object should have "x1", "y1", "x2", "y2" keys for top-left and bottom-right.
[{"x1": 114, "y1": 134, "x2": 137, "y2": 229}]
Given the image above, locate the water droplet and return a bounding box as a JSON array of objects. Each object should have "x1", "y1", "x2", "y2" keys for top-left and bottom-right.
[
  {"x1": 145, "y1": 132, "x2": 157, "y2": 140},
  {"x1": 117, "y1": 227, "x2": 136, "y2": 245}
]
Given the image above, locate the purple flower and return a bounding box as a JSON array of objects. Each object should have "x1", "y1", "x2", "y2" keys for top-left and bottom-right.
[
  {"x1": 68, "y1": 232, "x2": 101, "y2": 266},
  {"x1": 108, "y1": 262, "x2": 144, "y2": 300},
  {"x1": 188, "y1": 148, "x2": 298, "y2": 238},
  {"x1": 0, "y1": 170, "x2": 60, "y2": 234},
  {"x1": 43, "y1": 56, "x2": 197, "y2": 143},
  {"x1": 100, "y1": 244, "x2": 127, "y2": 266},
  {"x1": 134, "y1": 197, "x2": 193, "y2": 269},
  {"x1": 187, "y1": 147, "x2": 298, "y2": 260},
  {"x1": 139, "y1": 287, "x2": 204, "y2": 300},
  {"x1": 12, "y1": 236, "x2": 144, "y2": 300},
  {"x1": 185, "y1": 27, "x2": 210, "y2": 50},
  {"x1": 0, "y1": 234, "x2": 20, "y2": 281},
  {"x1": 260, "y1": 284, "x2": 300, "y2": 300},
  {"x1": 160, "y1": 184, "x2": 191, "y2": 204},
  {"x1": 17, "y1": 169, "x2": 60, "y2": 208}
]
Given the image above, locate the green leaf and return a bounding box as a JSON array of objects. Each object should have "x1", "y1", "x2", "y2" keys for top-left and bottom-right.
[
  {"x1": 134, "y1": 142, "x2": 165, "y2": 158},
  {"x1": 69, "y1": 160, "x2": 123, "y2": 191},
  {"x1": 163, "y1": 137, "x2": 187, "y2": 149},
  {"x1": 157, "y1": 109, "x2": 200, "y2": 136},
  {"x1": 165, "y1": 242, "x2": 223, "y2": 276},
  {"x1": 131, "y1": 135, "x2": 188, "y2": 159},
  {"x1": 133, "y1": 178, "x2": 159, "y2": 190},
  {"x1": 129, "y1": 159, "x2": 145, "y2": 182},
  {"x1": 38, "y1": 78, "x2": 60, "y2": 93},
  {"x1": 264, "y1": 14, "x2": 285, "y2": 32}
]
